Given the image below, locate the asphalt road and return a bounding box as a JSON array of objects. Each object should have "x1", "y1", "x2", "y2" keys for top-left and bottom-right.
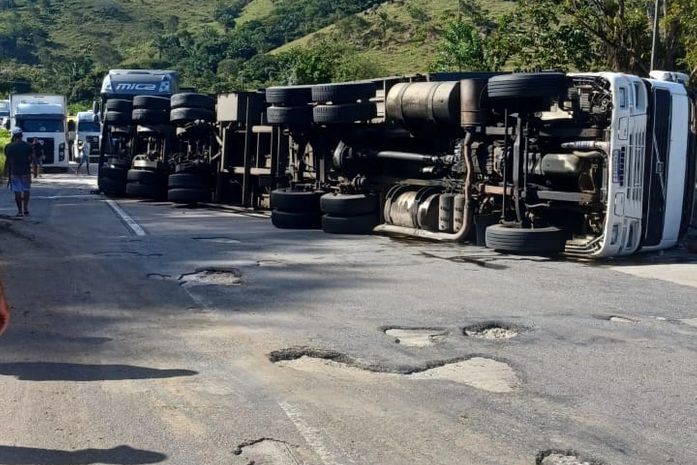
[{"x1": 0, "y1": 174, "x2": 696, "y2": 465}]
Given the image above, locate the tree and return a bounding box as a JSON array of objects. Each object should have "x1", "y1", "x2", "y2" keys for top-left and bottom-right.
[{"x1": 431, "y1": 19, "x2": 492, "y2": 71}]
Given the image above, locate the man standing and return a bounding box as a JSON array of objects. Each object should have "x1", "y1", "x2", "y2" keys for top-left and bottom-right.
[
  {"x1": 5, "y1": 128, "x2": 33, "y2": 216},
  {"x1": 31, "y1": 137, "x2": 44, "y2": 179}
]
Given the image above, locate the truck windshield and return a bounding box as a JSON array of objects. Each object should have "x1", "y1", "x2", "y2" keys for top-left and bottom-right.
[
  {"x1": 77, "y1": 121, "x2": 100, "y2": 133},
  {"x1": 19, "y1": 119, "x2": 64, "y2": 133}
]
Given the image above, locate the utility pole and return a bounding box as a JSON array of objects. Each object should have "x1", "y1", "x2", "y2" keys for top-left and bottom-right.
[{"x1": 650, "y1": 0, "x2": 661, "y2": 71}]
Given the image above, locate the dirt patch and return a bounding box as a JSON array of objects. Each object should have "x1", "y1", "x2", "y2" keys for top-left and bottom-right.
[
  {"x1": 609, "y1": 315, "x2": 636, "y2": 323},
  {"x1": 270, "y1": 348, "x2": 520, "y2": 393},
  {"x1": 234, "y1": 438, "x2": 302, "y2": 464},
  {"x1": 537, "y1": 450, "x2": 603, "y2": 465},
  {"x1": 179, "y1": 268, "x2": 242, "y2": 287},
  {"x1": 383, "y1": 327, "x2": 448, "y2": 347},
  {"x1": 463, "y1": 322, "x2": 521, "y2": 340},
  {"x1": 681, "y1": 318, "x2": 697, "y2": 328}
]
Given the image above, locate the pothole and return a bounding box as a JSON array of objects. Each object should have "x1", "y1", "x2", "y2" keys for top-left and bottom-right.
[
  {"x1": 537, "y1": 450, "x2": 603, "y2": 465},
  {"x1": 463, "y1": 322, "x2": 521, "y2": 340},
  {"x1": 383, "y1": 327, "x2": 448, "y2": 347},
  {"x1": 193, "y1": 236, "x2": 242, "y2": 245},
  {"x1": 269, "y1": 348, "x2": 520, "y2": 393},
  {"x1": 233, "y1": 438, "x2": 301, "y2": 465},
  {"x1": 179, "y1": 268, "x2": 242, "y2": 287}
]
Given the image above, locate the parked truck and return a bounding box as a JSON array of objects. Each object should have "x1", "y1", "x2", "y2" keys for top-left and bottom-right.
[
  {"x1": 262, "y1": 71, "x2": 696, "y2": 258},
  {"x1": 9, "y1": 94, "x2": 68, "y2": 171},
  {"x1": 73, "y1": 111, "x2": 101, "y2": 163},
  {"x1": 0, "y1": 100, "x2": 9, "y2": 128}
]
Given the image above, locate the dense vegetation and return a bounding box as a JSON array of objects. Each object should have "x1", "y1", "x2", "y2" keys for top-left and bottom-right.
[{"x1": 1, "y1": 0, "x2": 696, "y2": 109}]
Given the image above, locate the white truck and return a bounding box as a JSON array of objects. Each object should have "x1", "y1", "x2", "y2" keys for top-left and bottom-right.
[
  {"x1": 0, "y1": 100, "x2": 9, "y2": 128},
  {"x1": 9, "y1": 94, "x2": 68, "y2": 171},
  {"x1": 73, "y1": 110, "x2": 101, "y2": 163},
  {"x1": 265, "y1": 71, "x2": 696, "y2": 258}
]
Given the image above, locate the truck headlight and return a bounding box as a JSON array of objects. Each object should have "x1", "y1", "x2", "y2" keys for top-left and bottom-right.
[{"x1": 59, "y1": 143, "x2": 65, "y2": 161}]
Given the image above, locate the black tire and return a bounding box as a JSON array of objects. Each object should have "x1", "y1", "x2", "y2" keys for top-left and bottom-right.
[
  {"x1": 170, "y1": 107, "x2": 215, "y2": 123},
  {"x1": 171, "y1": 93, "x2": 215, "y2": 110},
  {"x1": 133, "y1": 95, "x2": 170, "y2": 111},
  {"x1": 104, "y1": 111, "x2": 131, "y2": 125},
  {"x1": 265, "y1": 86, "x2": 313, "y2": 106},
  {"x1": 168, "y1": 188, "x2": 211, "y2": 204},
  {"x1": 487, "y1": 73, "x2": 567, "y2": 101},
  {"x1": 132, "y1": 108, "x2": 169, "y2": 125},
  {"x1": 320, "y1": 193, "x2": 378, "y2": 216},
  {"x1": 99, "y1": 176, "x2": 126, "y2": 196},
  {"x1": 126, "y1": 182, "x2": 163, "y2": 199},
  {"x1": 313, "y1": 103, "x2": 376, "y2": 124},
  {"x1": 271, "y1": 210, "x2": 321, "y2": 230},
  {"x1": 105, "y1": 99, "x2": 133, "y2": 113},
  {"x1": 322, "y1": 213, "x2": 379, "y2": 235},
  {"x1": 485, "y1": 224, "x2": 567, "y2": 255},
  {"x1": 99, "y1": 166, "x2": 128, "y2": 181},
  {"x1": 312, "y1": 82, "x2": 376, "y2": 104},
  {"x1": 127, "y1": 169, "x2": 166, "y2": 185},
  {"x1": 270, "y1": 188, "x2": 324, "y2": 213},
  {"x1": 168, "y1": 173, "x2": 209, "y2": 189},
  {"x1": 267, "y1": 106, "x2": 312, "y2": 125}
]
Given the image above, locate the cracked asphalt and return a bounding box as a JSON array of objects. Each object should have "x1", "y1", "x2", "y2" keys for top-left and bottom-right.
[{"x1": 0, "y1": 174, "x2": 696, "y2": 465}]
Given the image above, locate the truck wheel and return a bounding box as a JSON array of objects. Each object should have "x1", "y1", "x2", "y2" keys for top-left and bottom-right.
[
  {"x1": 132, "y1": 109, "x2": 168, "y2": 125},
  {"x1": 126, "y1": 182, "x2": 164, "y2": 199},
  {"x1": 271, "y1": 210, "x2": 322, "y2": 230},
  {"x1": 104, "y1": 111, "x2": 131, "y2": 125},
  {"x1": 322, "y1": 213, "x2": 379, "y2": 235},
  {"x1": 320, "y1": 193, "x2": 378, "y2": 216},
  {"x1": 168, "y1": 188, "x2": 211, "y2": 204},
  {"x1": 267, "y1": 106, "x2": 312, "y2": 125},
  {"x1": 270, "y1": 188, "x2": 324, "y2": 213},
  {"x1": 487, "y1": 73, "x2": 567, "y2": 109},
  {"x1": 265, "y1": 86, "x2": 313, "y2": 106},
  {"x1": 313, "y1": 103, "x2": 376, "y2": 124},
  {"x1": 312, "y1": 82, "x2": 377, "y2": 104},
  {"x1": 171, "y1": 93, "x2": 215, "y2": 110},
  {"x1": 133, "y1": 95, "x2": 171, "y2": 111},
  {"x1": 99, "y1": 177, "x2": 126, "y2": 197},
  {"x1": 105, "y1": 99, "x2": 133, "y2": 113},
  {"x1": 168, "y1": 173, "x2": 209, "y2": 189},
  {"x1": 127, "y1": 169, "x2": 166, "y2": 185},
  {"x1": 485, "y1": 224, "x2": 567, "y2": 255},
  {"x1": 170, "y1": 108, "x2": 215, "y2": 124}
]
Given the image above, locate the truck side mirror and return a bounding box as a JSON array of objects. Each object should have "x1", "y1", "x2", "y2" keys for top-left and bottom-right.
[{"x1": 92, "y1": 101, "x2": 99, "y2": 115}]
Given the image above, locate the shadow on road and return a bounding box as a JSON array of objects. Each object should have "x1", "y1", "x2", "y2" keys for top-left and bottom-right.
[
  {"x1": 0, "y1": 445, "x2": 166, "y2": 465},
  {"x1": 0, "y1": 362, "x2": 197, "y2": 381}
]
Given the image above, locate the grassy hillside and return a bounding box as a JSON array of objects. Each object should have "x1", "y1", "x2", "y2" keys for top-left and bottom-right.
[
  {"x1": 272, "y1": 0, "x2": 515, "y2": 74},
  {"x1": 237, "y1": 0, "x2": 275, "y2": 25}
]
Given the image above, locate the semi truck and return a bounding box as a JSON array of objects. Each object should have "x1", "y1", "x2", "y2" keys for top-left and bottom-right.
[
  {"x1": 97, "y1": 69, "x2": 179, "y2": 197},
  {"x1": 262, "y1": 71, "x2": 696, "y2": 258},
  {"x1": 0, "y1": 100, "x2": 9, "y2": 128},
  {"x1": 73, "y1": 111, "x2": 101, "y2": 163},
  {"x1": 9, "y1": 94, "x2": 68, "y2": 171}
]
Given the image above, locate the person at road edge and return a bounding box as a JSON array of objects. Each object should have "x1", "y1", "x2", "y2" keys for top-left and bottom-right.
[
  {"x1": 31, "y1": 137, "x2": 44, "y2": 179},
  {"x1": 75, "y1": 139, "x2": 90, "y2": 175},
  {"x1": 5, "y1": 128, "x2": 33, "y2": 216}
]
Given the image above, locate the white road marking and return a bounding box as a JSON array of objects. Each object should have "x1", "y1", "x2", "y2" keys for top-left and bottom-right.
[
  {"x1": 105, "y1": 199, "x2": 147, "y2": 237},
  {"x1": 278, "y1": 401, "x2": 354, "y2": 465}
]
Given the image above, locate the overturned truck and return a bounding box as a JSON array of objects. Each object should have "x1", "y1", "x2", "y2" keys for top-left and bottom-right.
[{"x1": 264, "y1": 72, "x2": 696, "y2": 258}]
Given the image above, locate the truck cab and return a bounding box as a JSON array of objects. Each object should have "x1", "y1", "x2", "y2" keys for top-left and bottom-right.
[
  {"x1": 73, "y1": 111, "x2": 101, "y2": 163},
  {"x1": 0, "y1": 100, "x2": 9, "y2": 128},
  {"x1": 9, "y1": 94, "x2": 68, "y2": 171}
]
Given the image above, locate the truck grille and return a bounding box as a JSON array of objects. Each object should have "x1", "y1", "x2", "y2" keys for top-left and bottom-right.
[
  {"x1": 86, "y1": 136, "x2": 100, "y2": 155},
  {"x1": 37, "y1": 138, "x2": 55, "y2": 164}
]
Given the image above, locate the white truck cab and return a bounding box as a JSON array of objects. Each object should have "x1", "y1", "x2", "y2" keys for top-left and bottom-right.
[
  {"x1": 74, "y1": 111, "x2": 101, "y2": 163},
  {"x1": 9, "y1": 94, "x2": 68, "y2": 171},
  {"x1": 0, "y1": 100, "x2": 9, "y2": 128}
]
